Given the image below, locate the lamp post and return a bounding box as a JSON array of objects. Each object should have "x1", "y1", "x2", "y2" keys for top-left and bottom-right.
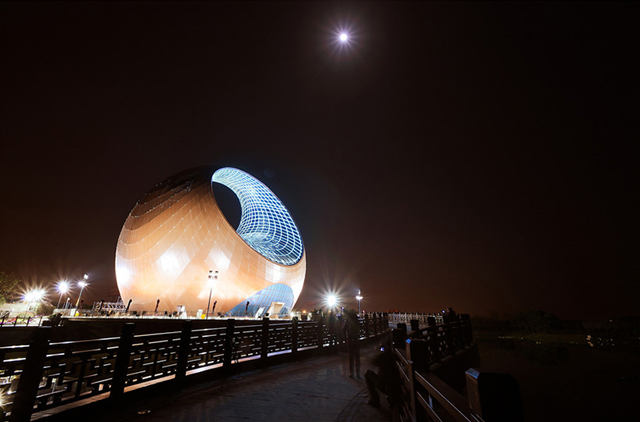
[
  {"x1": 75, "y1": 274, "x2": 89, "y2": 311},
  {"x1": 356, "y1": 290, "x2": 363, "y2": 315},
  {"x1": 56, "y1": 281, "x2": 69, "y2": 309},
  {"x1": 206, "y1": 270, "x2": 218, "y2": 319}
]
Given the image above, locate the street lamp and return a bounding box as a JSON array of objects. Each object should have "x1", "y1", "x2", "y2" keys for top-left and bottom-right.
[
  {"x1": 75, "y1": 274, "x2": 89, "y2": 311},
  {"x1": 206, "y1": 270, "x2": 218, "y2": 319},
  {"x1": 326, "y1": 294, "x2": 337, "y2": 309},
  {"x1": 56, "y1": 281, "x2": 69, "y2": 309},
  {"x1": 356, "y1": 290, "x2": 363, "y2": 315},
  {"x1": 23, "y1": 289, "x2": 45, "y2": 312}
]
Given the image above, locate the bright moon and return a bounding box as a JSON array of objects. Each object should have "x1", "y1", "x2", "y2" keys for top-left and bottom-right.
[{"x1": 339, "y1": 33, "x2": 348, "y2": 42}]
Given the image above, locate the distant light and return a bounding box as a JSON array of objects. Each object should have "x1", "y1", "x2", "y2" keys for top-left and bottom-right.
[
  {"x1": 24, "y1": 289, "x2": 45, "y2": 303},
  {"x1": 58, "y1": 281, "x2": 69, "y2": 294},
  {"x1": 327, "y1": 294, "x2": 337, "y2": 307},
  {"x1": 339, "y1": 33, "x2": 348, "y2": 42}
]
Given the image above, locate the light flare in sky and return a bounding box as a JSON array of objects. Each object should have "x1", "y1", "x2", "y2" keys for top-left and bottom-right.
[{"x1": 330, "y1": 23, "x2": 358, "y2": 52}]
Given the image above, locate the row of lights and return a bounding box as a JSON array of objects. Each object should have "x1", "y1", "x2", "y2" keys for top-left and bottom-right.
[
  {"x1": 23, "y1": 271, "x2": 364, "y2": 317},
  {"x1": 22, "y1": 274, "x2": 89, "y2": 310}
]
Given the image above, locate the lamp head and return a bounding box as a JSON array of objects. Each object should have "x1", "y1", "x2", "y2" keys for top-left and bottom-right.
[{"x1": 58, "y1": 281, "x2": 69, "y2": 293}]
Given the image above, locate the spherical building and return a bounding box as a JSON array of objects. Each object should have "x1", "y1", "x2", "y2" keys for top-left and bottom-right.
[{"x1": 115, "y1": 166, "x2": 306, "y2": 317}]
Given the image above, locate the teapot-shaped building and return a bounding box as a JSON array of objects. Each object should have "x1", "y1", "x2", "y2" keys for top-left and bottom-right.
[{"x1": 115, "y1": 166, "x2": 306, "y2": 317}]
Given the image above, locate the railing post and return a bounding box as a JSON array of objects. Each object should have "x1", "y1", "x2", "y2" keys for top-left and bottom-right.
[
  {"x1": 410, "y1": 319, "x2": 420, "y2": 336},
  {"x1": 407, "y1": 338, "x2": 430, "y2": 372},
  {"x1": 9, "y1": 327, "x2": 52, "y2": 422},
  {"x1": 176, "y1": 320, "x2": 192, "y2": 379},
  {"x1": 291, "y1": 317, "x2": 299, "y2": 357},
  {"x1": 462, "y1": 314, "x2": 473, "y2": 345},
  {"x1": 223, "y1": 319, "x2": 236, "y2": 370},
  {"x1": 317, "y1": 318, "x2": 324, "y2": 350},
  {"x1": 261, "y1": 317, "x2": 270, "y2": 364},
  {"x1": 392, "y1": 328, "x2": 406, "y2": 348},
  {"x1": 437, "y1": 320, "x2": 448, "y2": 358},
  {"x1": 405, "y1": 338, "x2": 429, "y2": 422},
  {"x1": 449, "y1": 318, "x2": 459, "y2": 351},
  {"x1": 424, "y1": 318, "x2": 439, "y2": 362},
  {"x1": 364, "y1": 313, "x2": 370, "y2": 338},
  {"x1": 466, "y1": 368, "x2": 524, "y2": 422},
  {"x1": 110, "y1": 322, "x2": 135, "y2": 399},
  {"x1": 427, "y1": 316, "x2": 436, "y2": 327}
]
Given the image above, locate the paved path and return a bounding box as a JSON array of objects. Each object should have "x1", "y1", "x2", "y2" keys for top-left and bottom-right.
[{"x1": 40, "y1": 344, "x2": 394, "y2": 422}]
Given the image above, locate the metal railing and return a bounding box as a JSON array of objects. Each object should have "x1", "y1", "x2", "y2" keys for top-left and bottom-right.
[
  {"x1": 0, "y1": 312, "x2": 47, "y2": 327},
  {"x1": 392, "y1": 315, "x2": 523, "y2": 422},
  {"x1": 0, "y1": 313, "x2": 389, "y2": 421}
]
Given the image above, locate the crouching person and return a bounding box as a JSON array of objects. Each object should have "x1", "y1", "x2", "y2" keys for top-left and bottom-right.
[{"x1": 366, "y1": 342, "x2": 401, "y2": 408}]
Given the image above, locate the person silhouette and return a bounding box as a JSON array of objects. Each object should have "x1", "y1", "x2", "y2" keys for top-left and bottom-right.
[{"x1": 345, "y1": 308, "x2": 360, "y2": 378}]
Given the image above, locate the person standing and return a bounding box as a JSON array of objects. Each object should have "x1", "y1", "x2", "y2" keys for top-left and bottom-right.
[{"x1": 345, "y1": 308, "x2": 361, "y2": 378}]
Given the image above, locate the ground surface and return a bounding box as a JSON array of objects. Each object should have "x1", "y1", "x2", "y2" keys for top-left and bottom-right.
[{"x1": 37, "y1": 344, "x2": 395, "y2": 422}]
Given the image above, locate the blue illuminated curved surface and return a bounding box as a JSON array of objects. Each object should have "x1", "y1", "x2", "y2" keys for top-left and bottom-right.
[
  {"x1": 227, "y1": 283, "x2": 294, "y2": 317},
  {"x1": 212, "y1": 167, "x2": 304, "y2": 266}
]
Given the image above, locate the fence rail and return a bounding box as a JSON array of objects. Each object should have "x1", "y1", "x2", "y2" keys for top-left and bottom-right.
[
  {"x1": 392, "y1": 315, "x2": 472, "y2": 422},
  {"x1": 0, "y1": 313, "x2": 389, "y2": 421},
  {"x1": 392, "y1": 315, "x2": 523, "y2": 422}
]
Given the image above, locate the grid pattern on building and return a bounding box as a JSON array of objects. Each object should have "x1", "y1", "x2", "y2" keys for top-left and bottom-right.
[
  {"x1": 212, "y1": 167, "x2": 303, "y2": 266},
  {"x1": 227, "y1": 283, "x2": 294, "y2": 317}
]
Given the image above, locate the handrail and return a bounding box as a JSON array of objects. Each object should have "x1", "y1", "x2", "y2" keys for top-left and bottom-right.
[
  {"x1": 393, "y1": 314, "x2": 478, "y2": 422},
  {"x1": 0, "y1": 313, "x2": 391, "y2": 421},
  {"x1": 415, "y1": 371, "x2": 475, "y2": 422},
  {"x1": 392, "y1": 315, "x2": 522, "y2": 422}
]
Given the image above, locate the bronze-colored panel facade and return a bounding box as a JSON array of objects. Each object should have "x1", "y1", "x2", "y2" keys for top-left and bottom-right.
[{"x1": 115, "y1": 166, "x2": 306, "y2": 315}]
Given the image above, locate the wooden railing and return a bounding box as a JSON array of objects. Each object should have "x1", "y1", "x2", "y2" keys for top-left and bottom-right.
[
  {"x1": 389, "y1": 312, "x2": 444, "y2": 325},
  {"x1": 393, "y1": 315, "x2": 523, "y2": 422},
  {"x1": 0, "y1": 314, "x2": 389, "y2": 421}
]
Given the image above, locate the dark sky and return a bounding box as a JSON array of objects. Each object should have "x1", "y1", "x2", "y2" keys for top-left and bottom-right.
[{"x1": 1, "y1": 1, "x2": 638, "y2": 319}]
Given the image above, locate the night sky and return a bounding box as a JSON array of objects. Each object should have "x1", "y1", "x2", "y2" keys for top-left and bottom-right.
[{"x1": 1, "y1": 2, "x2": 638, "y2": 319}]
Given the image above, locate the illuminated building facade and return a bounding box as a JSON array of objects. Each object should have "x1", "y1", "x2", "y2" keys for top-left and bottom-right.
[{"x1": 115, "y1": 166, "x2": 306, "y2": 317}]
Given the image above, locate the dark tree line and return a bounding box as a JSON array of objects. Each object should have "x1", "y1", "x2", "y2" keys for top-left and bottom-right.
[{"x1": 473, "y1": 310, "x2": 565, "y2": 334}]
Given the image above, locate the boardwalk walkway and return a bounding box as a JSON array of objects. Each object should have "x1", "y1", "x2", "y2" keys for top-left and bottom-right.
[{"x1": 38, "y1": 343, "x2": 394, "y2": 422}]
